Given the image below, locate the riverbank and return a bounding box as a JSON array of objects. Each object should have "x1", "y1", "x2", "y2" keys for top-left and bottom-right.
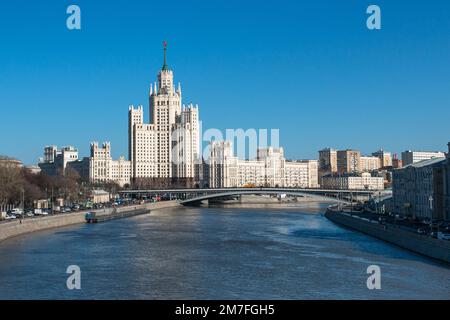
[
  {"x1": 325, "y1": 208, "x2": 450, "y2": 264},
  {"x1": 0, "y1": 200, "x2": 180, "y2": 243}
]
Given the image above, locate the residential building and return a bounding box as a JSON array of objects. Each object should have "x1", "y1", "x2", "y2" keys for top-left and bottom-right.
[
  {"x1": 25, "y1": 165, "x2": 41, "y2": 174},
  {"x1": 337, "y1": 149, "x2": 361, "y2": 174},
  {"x1": 401, "y1": 150, "x2": 445, "y2": 166},
  {"x1": 206, "y1": 141, "x2": 318, "y2": 188},
  {"x1": 128, "y1": 43, "x2": 200, "y2": 185},
  {"x1": 392, "y1": 153, "x2": 403, "y2": 169},
  {"x1": 45, "y1": 142, "x2": 132, "y2": 187},
  {"x1": 393, "y1": 157, "x2": 446, "y2": 220},
  {"x1": 208, "y1": 141, "x2": 238, "y2": 188},
  {"x1": 321, "y1": 172, "x2": 384, "y2": 191},
  {"x1": 372, "y1": 149, "x2": 392, "y2": 168},
  {"x1": 236, "y1": 159, "x2": 265, "y2": 187},
  {"x1": 285, "y1": 160, "x2": 319, "y2": 188},
  {"x1": 393, "y1": 143, "x2": 450, "y2": 221},
  {"x1": 318, "y1": 148, "x2": 337, "y2": 177},
  {"x1": 433, "y1": 143, "x2": 450, "y2": 221},
  {"x1": 0, "y1": 156, "x2": 23, "y2": 168},
  {"x1": 86, "y1": 142, "x2": 131, "y2": 187},
  {"x1": 257, "y1": 147, "x2": 285, "y2": 187},
  {"x1": 39, "y1": 146, "x2": 79, "y2": 176},
  {"x1": 360, "y1": 156, "x2": 381, "y2": 172}
]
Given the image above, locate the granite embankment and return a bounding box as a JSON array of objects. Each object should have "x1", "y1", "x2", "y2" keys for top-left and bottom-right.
[
  {"x1": 0, "y1": 200, "x2": 180, "y2": 243},
  {"x1": 325, "y1": 209, "x2": 450, "y2": 264}
]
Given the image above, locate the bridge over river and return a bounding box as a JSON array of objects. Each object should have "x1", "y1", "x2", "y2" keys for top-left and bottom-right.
[{"x1": 120, "y1": 188, "x2": 390, "y2": 206}]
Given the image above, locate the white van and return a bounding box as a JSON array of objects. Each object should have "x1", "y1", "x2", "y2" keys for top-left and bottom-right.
[{"x1": 11, "y1": 208, "x2": 23, "y2": 214}]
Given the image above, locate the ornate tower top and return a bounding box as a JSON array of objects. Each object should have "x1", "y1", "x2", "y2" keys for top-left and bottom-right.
[{"x1": 162, "y1": 41, "x2": 169, "y2": 71}]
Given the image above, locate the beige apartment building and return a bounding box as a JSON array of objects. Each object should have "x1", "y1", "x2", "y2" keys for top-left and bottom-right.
[
  {"x1": 88, "y1": 142, "x2": 131, "y2": 187},
  {"x1": 128, "y1": 44, "x2": 199, "y2": 183},
  {"x1": 285, "y1": 160, "x2": 319, "y2": 188},
  {"x1": 208, "y1": 141, "x2": 238, "y2": 188},
  {"x1": 372, "y1": 149, "x2": 392, "y2": 168},
  {"x1": 321, "y1": 172, "x2": 384, "y2": 191},
  {"x1": 337, "y1": 149, "x2": 361, "y2": 174},
  {"x1": 207, "y1": 142, "x2": 318, "y2": 188},
  {"x1": 237, "y1": 160, "x2": 266, "y2": 187},
  {"x1": 360, "y1": 156, "x2": 381, "y2": 172}
]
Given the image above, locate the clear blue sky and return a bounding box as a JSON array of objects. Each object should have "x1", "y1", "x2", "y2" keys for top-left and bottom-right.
[{"x1": 1, "y1": 0, "x2": 449, "y2": 165}]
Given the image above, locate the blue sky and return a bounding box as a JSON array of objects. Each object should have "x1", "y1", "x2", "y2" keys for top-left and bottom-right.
[{"x1": 0, "y1": 0, "x2": 449, "y2": 165}]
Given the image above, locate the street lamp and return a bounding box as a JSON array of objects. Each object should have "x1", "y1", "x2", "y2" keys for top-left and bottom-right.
[
  {"x1": 428, "y1": 195, "x2": 433, "y2": 237},
  {"x1": 20, "y1": 188, "x2": 25, "y2": 223}
]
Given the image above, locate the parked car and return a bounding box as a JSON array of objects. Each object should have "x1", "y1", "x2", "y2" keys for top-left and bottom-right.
[
  {"x1": 35, "y1": 210, "x2": 49, "y2": 216},
  {"x1": 25, "y1": 210, "x2": 34, "y2": 217},
  {"x1": 437, "y1": 232, "x2": 450, "y2": 240},
  {"x1": 60, "y1": 207, "x2": 71, "y2": 213},
  {"x1": 417, "y1": 228, "x2": 427, "y2": 235},
  {"x1": 10, "y1": 208, "x2": 23, "y2": 216}
]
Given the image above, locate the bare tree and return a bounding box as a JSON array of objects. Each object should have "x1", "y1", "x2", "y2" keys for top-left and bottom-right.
[{"x1": 0, "y1": 161, "x2": 24, "y2": 207}]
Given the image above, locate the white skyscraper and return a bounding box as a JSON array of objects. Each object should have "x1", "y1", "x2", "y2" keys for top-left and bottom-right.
[{"x1": 128, "y1": 42, "x2": 200, "y2": 185}]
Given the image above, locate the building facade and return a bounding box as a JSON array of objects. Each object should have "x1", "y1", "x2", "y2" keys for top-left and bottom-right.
[
  {"x1": 318, "y1": 148, "x2": 337, "y2": 177},
  {"x1": 206, "y1": 142, "x2": 319, "y2": 188},
  {"x1": 285, "y1": 160, "x2": 319, "y2": 188},
  {"x1": 0, "y1": 156, "x2": 23, "y2": 168},
  {"x1": 86, "y1": 142, "x2": 131, "y2": 187},
  {"x1": 39, "y1": 143, "x2": 131, "y2": 187},
  {"x1": 321, "y1": 172, "x2": 384, "y2": 191},
  {"x1": 128, "y1": 43, "x2": 200, "y2": 185},
  {"x1": 393, "y1": 143, "x2": 450, "y2": 221},
  {"x1": 39, "y1": 146, "x2": 79, "y2": 176},
  {"x1": 401, "y1": 150, "x2": 445, "y2": 166},
  {"x1": 337, "y1": 149, "x2": 361, "y2": 174},
  {"x1": 392, "y1": 157, "x2": 446, "y2": 220},
  {"x1": 208, "y1": 141, "x2": 238, "y2": 188},
  {"x1": 392, "y1": 153, "x2": 403, "y2": 169},
  {"x1": 372, "y1": 149, "x2": 392, "y2": 168},
  {"x1": 360, "y1": 156, "x2": 381, "y2": 172}
]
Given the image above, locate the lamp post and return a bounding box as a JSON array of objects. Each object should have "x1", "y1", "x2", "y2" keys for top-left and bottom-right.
[
  {"x1": 350, "y1": 192, "x2": 353, "y2": 214},
  {"x1": 21, "y1": 188, "x2": 25, "y2": 222},
  {"x1": 428, "y1": 195, "x2": 433, "y2": 237}
]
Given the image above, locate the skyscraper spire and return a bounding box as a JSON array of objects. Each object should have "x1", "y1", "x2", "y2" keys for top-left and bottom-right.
[{"x1": 162, "y1": 40, "x2": 169, "y2": 71}]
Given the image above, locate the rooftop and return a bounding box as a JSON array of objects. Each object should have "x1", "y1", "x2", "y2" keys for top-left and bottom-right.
[{"x1": 404, "y1": 157, "x2": 446, "y2": 169}]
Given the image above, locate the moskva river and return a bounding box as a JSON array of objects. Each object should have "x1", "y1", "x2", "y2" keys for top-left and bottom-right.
[{"x1": 0, "y1": 203, "x2": 449, "y2": 299}]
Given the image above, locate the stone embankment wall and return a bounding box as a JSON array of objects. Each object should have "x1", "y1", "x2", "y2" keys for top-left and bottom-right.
[
  {"x1": 0, "y1": 200, "x2": 180, "y2": 243},
  {"x1": 325, "y1": 209, "x2": 450, "y2": 264}
]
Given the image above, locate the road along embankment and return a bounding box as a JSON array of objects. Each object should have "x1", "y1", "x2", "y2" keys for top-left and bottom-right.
[
  {"x1": 325, "y1": 209, "x2": 450, "y2": 264},
  {"x1": 0, "y1": 200, "x2": 180, "y2": 243}
]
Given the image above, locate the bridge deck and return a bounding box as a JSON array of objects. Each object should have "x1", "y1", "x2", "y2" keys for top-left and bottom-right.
[{"x1": 120, "y1": 188, "x2": 383, "y2": 195}]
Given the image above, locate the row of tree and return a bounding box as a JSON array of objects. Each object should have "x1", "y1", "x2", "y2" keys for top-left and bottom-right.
[
  {"x1": 0, "y1": 156, "x2": 204, "y2": 210},
  {"x1": 0, "y1": 160, "x2": 120, "y2": 209}
]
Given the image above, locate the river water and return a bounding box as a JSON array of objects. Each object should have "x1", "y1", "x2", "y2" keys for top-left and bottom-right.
[{"x1": 0, "y1": 203, "x2": 448, "y2": 299}]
